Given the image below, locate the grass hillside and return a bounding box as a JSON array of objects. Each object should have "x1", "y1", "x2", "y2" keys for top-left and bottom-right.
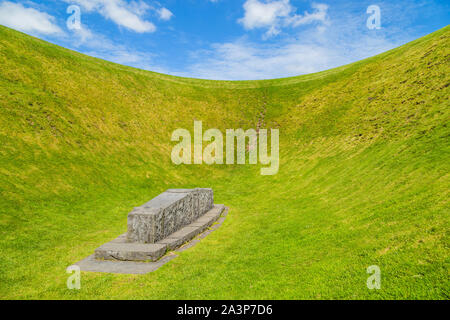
[{"x1": 0, "y1": 25, "x2": 448, "y2": 299}]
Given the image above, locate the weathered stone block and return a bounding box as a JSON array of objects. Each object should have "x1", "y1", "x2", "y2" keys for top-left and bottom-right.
[
  {"x1": 127, "y1": 191, "x2": 195, "y2": 243},
  {"x1": 128, "y1": 188, "x2": 213, "y2": 243}
]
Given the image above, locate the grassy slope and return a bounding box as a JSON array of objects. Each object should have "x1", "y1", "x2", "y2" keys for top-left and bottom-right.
[{"x1": 0, "y1": 25, "x2": 448, "y2": 299}]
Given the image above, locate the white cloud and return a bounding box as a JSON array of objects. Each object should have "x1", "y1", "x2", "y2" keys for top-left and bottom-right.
[
  {"x1": 0, "y1": 1, "x2": 63, "y2": 35},
  {"x1": 239, "y1": 0, "x2": 292, "y2": 30},
  {"x1": 158, "y1": 7, "x2": 173, "y2": 21},
  {"x1": 238, "y1": 0, "x2": 328, "y2": 38},
  {"x1": 180, "y1": 21, "x2": 405, "y2": 80},
  {"x1": 64, "y1": 0, "x2": 156, "y2": 33},
  {"x1": 289, "y1": 3, "x2": 328, "y2": 27},
  {"x1": 181, "y1": 39, "x2": 333, "y2": 80}
]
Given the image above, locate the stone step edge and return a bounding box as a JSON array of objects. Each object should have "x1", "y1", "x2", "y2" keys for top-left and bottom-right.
[{"x1": 94, "y1": 204, "x2": 226, "y2": 262}]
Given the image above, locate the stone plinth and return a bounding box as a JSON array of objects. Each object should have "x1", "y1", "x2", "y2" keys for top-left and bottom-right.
[
  {"x1": 94, "y1": 204, "x2": 225, "y2": 262},
  {"x1": 75, "y1": 188, "x2": 225, "y2": 272},
  {"x1": 76, "y1": 205, "x2": 229, "y2": 274}
]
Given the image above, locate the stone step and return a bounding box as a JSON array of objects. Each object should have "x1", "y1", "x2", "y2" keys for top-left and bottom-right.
[
  {"x1": 95, "y1": 242, "x2": 166, "y2": 262},
  {"x1": 94, "y1": 204, "x2": 225, "y2": 262}
]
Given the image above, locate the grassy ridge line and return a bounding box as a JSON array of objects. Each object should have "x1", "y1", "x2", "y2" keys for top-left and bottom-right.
[
  {"x1": 0, "y1": 25, "x2": 448, "y2": 299},
  {"x1": 1, "y1": 25, "x2": 352, "y2": 88},
  {"x1": 1, "y1": 25, "x2": 443, "y2": 88}
]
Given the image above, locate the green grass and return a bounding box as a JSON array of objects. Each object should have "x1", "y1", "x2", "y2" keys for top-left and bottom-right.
[{"x1": 0, "y1": 25, "x2": 449, "y2": 299}]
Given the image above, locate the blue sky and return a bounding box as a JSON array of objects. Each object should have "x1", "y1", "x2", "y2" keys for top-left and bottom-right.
[{"x1": 0, "y1": 0, "x2": 448, "y2": 80}]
